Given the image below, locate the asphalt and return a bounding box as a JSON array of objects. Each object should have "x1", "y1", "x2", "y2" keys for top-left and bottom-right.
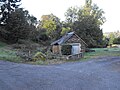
[{"x1": 0, "y1": 56, "x2": 120, "y2": 90}]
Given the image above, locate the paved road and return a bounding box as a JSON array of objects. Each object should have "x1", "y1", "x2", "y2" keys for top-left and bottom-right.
[{"x1": 0, "y1": 56, "x2": 120, "y2": 90}]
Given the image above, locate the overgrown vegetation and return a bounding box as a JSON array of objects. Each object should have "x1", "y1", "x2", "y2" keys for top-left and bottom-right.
[
  {"x1": 0, "y1": 41, "x2": 7, "y2": 48},
  {"x1": 0, "y1": 46, "x2": 23, "y2": 63},
  {"x1": 0, "y1": 40, "x2": 120, "y2": 64},
  {"x1": 0, "y1": 0, "x2": 120, "y2": 64},
  {"x1": 61, "y1": 45, "x2": 72, "y2": 55},
  {"x1": 33, "y1": 52, "x2": 46, "y2": 61}
]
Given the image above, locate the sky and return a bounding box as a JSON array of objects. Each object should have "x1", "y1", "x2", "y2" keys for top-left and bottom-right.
[{"x1": 21, "y1": 0, "x2": 120, "y2": 33}]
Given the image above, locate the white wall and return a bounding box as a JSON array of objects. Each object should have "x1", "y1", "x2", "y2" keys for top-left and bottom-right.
[{"x1": 71, "y1": 43, "x2": 81, "y2": 55}]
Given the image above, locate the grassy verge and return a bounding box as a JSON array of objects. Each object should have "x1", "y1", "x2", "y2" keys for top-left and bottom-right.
[
  {"x1": 83, "y1": 48, "x2": 120, "y2": 60},
  {"x1": 0, "y1": 42, "x2": 22, "y2": 62},
  {"x1": 0, "y1": 48, "x2": 22, "y2": 62}
]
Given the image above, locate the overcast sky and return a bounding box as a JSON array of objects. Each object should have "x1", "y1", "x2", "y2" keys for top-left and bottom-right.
[{"x1": 21, "y1": 0, "x2": 120, "y2": 33}]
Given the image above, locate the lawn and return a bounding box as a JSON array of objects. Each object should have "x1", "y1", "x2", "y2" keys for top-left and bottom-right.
[{"x1": 83, "y1": 48, "x2": 120, "y2": 60}]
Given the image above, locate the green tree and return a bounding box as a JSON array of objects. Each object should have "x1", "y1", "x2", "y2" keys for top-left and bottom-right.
[
  {"x1": 102, "y1": 35, "x2": 109, "y2": 47},
  {"x1": 108, "y1": 32, "x2": 115, "y2": 45},
  {"x1": 31, "y1": 28, "x2": 49, "y2": 43},
  {"x1": 65, "y1": 0, "x2": 106, "y2": 47},
  {"x1": 61, "y1": 21, "x2": 71, "y2": 35},
  {"x1": 113, "y1": 37, "x2": 120, "y2": 44},
  {"x1": 38, "y1": 14, "x2": 62, "y2": 40},
  {"x1": 61, "y1": 27, "x2": 71, "y2": 35},
  {"x1": 5, "y1": 8, "x2": 33, "y2": 42},
  {"x1": 24, "y1": 10, "x2": 37, "y2": 26},
  {"x1": 74, "y1": 15, "x2": 103, "y2": 47},
  {"x1": 0, "y1": 0, "x2": 21, "y2": 24},
  {"x1": 65, "y1": 7, "x2": 78, "y2": 24},
  {"x1": 42, "y1": 19, "x2": 56, "y2": 38}
]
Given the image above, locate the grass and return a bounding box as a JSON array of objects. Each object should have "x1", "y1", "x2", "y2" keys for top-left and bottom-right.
[
  {"x1": 0, "y1": 41, "x2": 7, "y2": 48},
  {"x1": 83, "y1": 48, "x2": 120, "y2": 60},
  {"x1": 0, "y1": 47, "x2": 22, "y2": 62},
  {"x1": 0, "y1": 40, "x2": 120, "y2": 64},
  {"x1": 0, "y1": 41, "x2": 22, "y2": 62}
]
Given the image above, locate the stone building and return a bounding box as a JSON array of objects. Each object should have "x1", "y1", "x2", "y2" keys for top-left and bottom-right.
[{"x1": 51, "y1": 32, "x2": 87, "y2": 56}]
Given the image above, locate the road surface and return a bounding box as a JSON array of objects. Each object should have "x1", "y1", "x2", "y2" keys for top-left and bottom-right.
[{"x1": 0, "y1": 56, "x2": 120, "y2": 90}]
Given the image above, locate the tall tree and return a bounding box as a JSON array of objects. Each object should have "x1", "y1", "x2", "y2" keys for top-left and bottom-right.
[
  {"x1": 65, "y1": 7, "x2": 78, "y2": 24},
  {"x1": 38, "y1": 14, "x2": 62, "y2": 40},
  {"x1": 5, "y1": 8, "x2": 32, "y2": 42},
  {"x1": 41, "y1": 19, "x2": 56, "y2": 39},
  {"x1": 24, "y1": 10, "x2": 37, "y2": 26},
  {"x1": 0, "y1": 0, "x2": 21, "y2": 24},
  {"x1": 65, "y1": 0, "x2": 106, "y2": 47}
]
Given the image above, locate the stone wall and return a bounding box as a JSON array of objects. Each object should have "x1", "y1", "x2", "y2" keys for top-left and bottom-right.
[{"x1": 66, "y1": 34, "x2": 86, "y2": 52}]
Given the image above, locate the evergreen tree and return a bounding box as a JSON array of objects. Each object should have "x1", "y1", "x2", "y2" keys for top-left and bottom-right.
[{"x1": 0, "y1": 0, "x2": 21, "y2": 24}]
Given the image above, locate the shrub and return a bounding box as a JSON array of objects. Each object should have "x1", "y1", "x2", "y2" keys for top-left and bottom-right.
[
  {"x1": 113, "y1": 37, "x2": 120, "y2": 44},
  {"x1": 61, "y1": 45, "x2": 72, "y2": 55},
  {"x1": 32, "y1": 52, "x2": 46, "y2": 61},
  {"x1": 0, "y1": 41, "x2": 7, "y2": 48},
  {"x1": 85, "y1": 48, "x2": 95, "y2": 52},
  {"x1": 31, "y1": 28, "x2": 49, "y2": 43}
]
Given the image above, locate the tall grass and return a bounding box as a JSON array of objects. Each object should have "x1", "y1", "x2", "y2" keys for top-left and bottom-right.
[
  {"x1": 0, "y1": 48, "x2": 22, "y2": 62},
  {"x1": 0, "y1": 41, "x2": 22, "y2": 62}
]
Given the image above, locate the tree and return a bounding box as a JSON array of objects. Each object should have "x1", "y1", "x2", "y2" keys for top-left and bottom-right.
[
  {"x1": 65, "y1": 0, "x2": 106, "y2": 47},
  {"x1": 102, "y1": 35, "x2": 109, "y2": 47},
  {"x1": 108, "y1": 32, "x2": 115, "y2": 45},
  {"x1": 113, "y1": 37, "x2": 120, "y2": 44},
  {"x1": 38, "y1": 14, "x2": 62, "y2": 40},
  {"x1": 5, "y1": 8, "x2": 32, "y2": 42},
  {"x1": 0, "y1": 0, "x2": 21, "y2": 24},
  {"x1": 31, "y1": 28, "x2": 49, "y2": 43},
  {"x1": 61, "y1": 21, "x2": 71, "y2": 35},
  {"x1": 24, "y1": 10, "x2": 37, "y2": 26},
  {"x1": 65, "y1": 7, "x2": 78, "y2": 24},
  {"x1": 61, "y1": 27, "x2": 71, "y2": 35},
  {"x1": 42, "y1": 19, "x2": 56, "y2": 39},
  {"x1": 73, "y1": 15, "x2": 103, "y2": 47}
]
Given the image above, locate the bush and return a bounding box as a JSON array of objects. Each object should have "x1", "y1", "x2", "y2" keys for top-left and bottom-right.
[
  {"x1": 61, "y1": 45, "x2": 72, "y2": 55},
  {"x1": 0, "y1": 41, "x2": 7, "y2": 48},
  {"x1": 32, "y1": 52, "x2": 46, "y2": 61},
  {"x1": 85, "y1": 48, "x2": 95, "y2": 52},
  {"x1": 113, "y1": 37, "x2": 120, "y2": 44},
  {"x1": 31, "y1": 28, "x2": 49, "y2": 43}
]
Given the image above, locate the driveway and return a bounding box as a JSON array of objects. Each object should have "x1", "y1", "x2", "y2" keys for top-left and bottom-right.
[{"x1": 0, "y1": 56, "x2": 120, "y2": 90}]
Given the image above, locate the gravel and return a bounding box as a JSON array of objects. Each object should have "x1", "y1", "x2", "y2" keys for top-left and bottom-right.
[{"x1": 0, "y1": 56, "x2": 120, "y2": 90}]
